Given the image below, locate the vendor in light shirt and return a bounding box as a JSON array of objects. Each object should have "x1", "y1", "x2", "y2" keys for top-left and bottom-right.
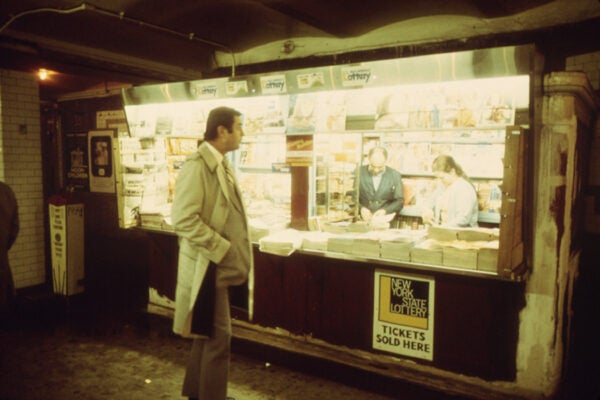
[{"x1": 421, "y1": 154, "x2": 479, "y2": 227}]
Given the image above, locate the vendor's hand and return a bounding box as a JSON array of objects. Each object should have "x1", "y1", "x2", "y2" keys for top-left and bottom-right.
[
  {"x1": 421, "y1": 208, "x2": 435, "y2": 225},
  {"x1": 373, "y1": 209, "x2": 387, "y2": 218},
  {"x1": 360, "y1": 207, "x2": 372, "y2": 222}
]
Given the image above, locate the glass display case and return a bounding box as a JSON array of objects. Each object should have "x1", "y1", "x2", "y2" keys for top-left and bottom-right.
[
  {"x1": 237, "y1": 117, "x2": 291, "y2": 239},
  {"x1": 120, "y1": 45, "x2": 531, "y2": 278},
  {"x1": 312, "y1": 133, "x2": 362, "y2": 222}
]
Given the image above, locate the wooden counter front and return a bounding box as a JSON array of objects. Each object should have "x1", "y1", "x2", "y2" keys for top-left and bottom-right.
[{"x1": 251, "y1": 247, "x2": 524, "y2": 381}]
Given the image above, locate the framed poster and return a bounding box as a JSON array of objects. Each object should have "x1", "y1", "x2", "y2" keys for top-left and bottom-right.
[
  {"x1": 88, "y1": 129, "x2": 116, "y2": 193},
  {"x1": 64, "y1": 132, "x2": 89, "y2": 191},
  {"x1": 373, "y1": 269, "x2": 435, "y2": 361}
]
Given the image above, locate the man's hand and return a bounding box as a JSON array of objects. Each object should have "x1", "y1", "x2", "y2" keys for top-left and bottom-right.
[
  {"x1": 360, "y1": 207, "x2": 372, "y2": 222},
  {"x1": 421, "y1": 208, "x2": 435, "y2": 225},
  {"x1": 373, "y1": 209, "x2": 386, "y2": 218}
]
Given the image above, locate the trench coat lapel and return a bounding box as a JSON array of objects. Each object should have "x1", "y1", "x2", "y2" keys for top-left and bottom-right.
[{"x1": 198, "y1": 143, "x2": 230, "y2": 203}]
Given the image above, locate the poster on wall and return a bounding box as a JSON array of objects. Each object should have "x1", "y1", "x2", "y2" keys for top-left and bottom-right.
[
  {"x1": 88, "y1": 129, "x2": 116, "y2": 193},
  {"x1": 64, "y1": 132, "x2": 89, "y2": 191},
  {"x1": 373, "y1": 269, "x2": 435, "y2": 361},
  {"x1": 96, "y1": 110, "x2": 130, "y2": 137}
]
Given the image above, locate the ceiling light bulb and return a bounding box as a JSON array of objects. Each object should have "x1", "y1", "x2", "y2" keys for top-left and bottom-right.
[{"x1": 38, "y1": 69, "x2": 48, "y2": 80}]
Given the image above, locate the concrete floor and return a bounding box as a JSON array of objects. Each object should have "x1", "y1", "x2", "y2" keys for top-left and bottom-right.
[
  {"x1": 0, "y1": 295, "x2": 469, "y2": 400},
  {"x1": 2, "y1": 241, "x2": 598, "y2": 400}
]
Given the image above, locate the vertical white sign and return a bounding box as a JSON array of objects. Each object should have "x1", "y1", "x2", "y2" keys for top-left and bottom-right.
[
  {"x1": 49, "y1": 204, "x2": 67, "y2": 295},
  {"x1": 49, "y1": 203, "x2": 85, "y2": 296},
  {"x1": 373, "y1": 270, "x2": 435, "y2": 361}
]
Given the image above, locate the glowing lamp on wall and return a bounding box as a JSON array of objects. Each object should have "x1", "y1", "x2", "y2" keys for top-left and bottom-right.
[{"x1": 38, "y1": 68, "x2": 49, "y2": 80}]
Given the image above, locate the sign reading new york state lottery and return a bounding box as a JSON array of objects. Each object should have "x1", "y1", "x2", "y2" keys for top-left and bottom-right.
[{"x1": 373, "y1": 270, "x2": 435, "y2": 361}]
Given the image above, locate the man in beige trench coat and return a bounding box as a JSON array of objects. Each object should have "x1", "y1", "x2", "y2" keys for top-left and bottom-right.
[{"x1": 171, "y1": 106, "x2": 252, "y2": 400}]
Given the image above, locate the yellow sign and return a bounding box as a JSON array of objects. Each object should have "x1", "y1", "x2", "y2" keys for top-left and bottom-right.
[{"x1": 373, "y1": 270, "x2": 435, "y2": 361}]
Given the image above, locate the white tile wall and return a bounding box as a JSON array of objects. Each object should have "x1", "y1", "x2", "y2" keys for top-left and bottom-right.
[{"x1": 0, "y1": 69, "x2": 46, "y2": 289}]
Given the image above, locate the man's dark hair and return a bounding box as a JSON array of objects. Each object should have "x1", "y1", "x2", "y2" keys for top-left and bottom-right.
[{"x1": 204, "y1": 106, "x2": 242, "y2": 140}]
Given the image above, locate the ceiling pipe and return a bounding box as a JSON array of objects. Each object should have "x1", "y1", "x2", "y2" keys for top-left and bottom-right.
[
  {"x1": 0, "y1": 4, "x2": 86, "y2": 34},
  {"x1": 0, "y1": 2, "x2": 237, "y2": 77}
]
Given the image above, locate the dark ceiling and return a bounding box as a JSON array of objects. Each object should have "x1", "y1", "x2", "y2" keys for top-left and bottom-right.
[{"x1": 1, "y1": 0, "x2": 600, "y2": 100}]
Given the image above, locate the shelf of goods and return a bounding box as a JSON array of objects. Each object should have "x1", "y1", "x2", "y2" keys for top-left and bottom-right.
[{"x1": 359, "y1": 127, "x2": 505, "y2": 226}]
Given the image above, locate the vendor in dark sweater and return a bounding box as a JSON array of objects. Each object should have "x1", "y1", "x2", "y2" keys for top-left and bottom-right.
[{"x1": 358, "y1": 147, "x2": 404, "y2": 224}]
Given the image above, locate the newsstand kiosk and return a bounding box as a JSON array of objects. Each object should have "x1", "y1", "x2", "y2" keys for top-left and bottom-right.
[{"x1": 112, "y1": 45, "x2": 598, "y2": 399}]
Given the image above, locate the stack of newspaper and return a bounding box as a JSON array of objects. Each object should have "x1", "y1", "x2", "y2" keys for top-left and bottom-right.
[{"x1": 258, "y1": 229, "x2": 303, "y2": 256}]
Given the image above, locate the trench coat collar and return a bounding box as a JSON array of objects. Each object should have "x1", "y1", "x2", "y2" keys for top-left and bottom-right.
[
  {"x1": 197, "y1": 141, "x2": 230, "y2": 201},
  {"x1": 200, "y1": 141, "x2": 223, "y2": 166}
]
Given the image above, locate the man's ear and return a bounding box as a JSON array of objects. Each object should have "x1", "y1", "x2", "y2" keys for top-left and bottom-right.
[{"x1": 216, "y1": 124, "x2": 228, "y2": 138}]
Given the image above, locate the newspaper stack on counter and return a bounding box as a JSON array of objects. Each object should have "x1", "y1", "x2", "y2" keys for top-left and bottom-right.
[
  {"x1": 300, "y1": 231, "x2": 333, "y2": 251},
  {"x1": 258, "y1": 229, "x2": 304, "y2": 256},
  {"x1": 411, "y1": 226, "x2": 500, "y2": 269},
  {"x1": 380, "y1": 228, "x2": 429, "y2": 261}
]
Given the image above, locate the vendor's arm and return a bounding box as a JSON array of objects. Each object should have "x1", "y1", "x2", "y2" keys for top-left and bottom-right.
[
  {"x1": 420, "y1": 181, "x2": 444, "y2": 225},
  {"x1": 381, "y1": 171, "x2": 404, "y2": 215}
]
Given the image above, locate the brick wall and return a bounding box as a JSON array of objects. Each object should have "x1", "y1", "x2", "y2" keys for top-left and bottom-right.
[
  {"x1": 0, "y1": 70, "x2": 46, "y2": 288},
  {"x1": 566, "y1": 52, "x2": 600, "y2": 234},
  {"x1": 566, "y1": 50, "x2": 600, "y2": 91}
]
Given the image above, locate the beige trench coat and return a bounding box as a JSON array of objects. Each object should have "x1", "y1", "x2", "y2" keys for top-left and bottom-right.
[{"x1": 170, "y1": 142, "x2": 252, "y2": 338}]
